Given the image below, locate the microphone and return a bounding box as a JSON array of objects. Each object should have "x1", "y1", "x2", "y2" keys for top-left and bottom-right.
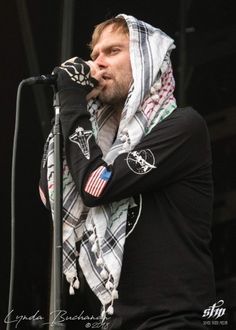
[{"x1": 22, "y1": 74, "x2": 57, "y2": 86}]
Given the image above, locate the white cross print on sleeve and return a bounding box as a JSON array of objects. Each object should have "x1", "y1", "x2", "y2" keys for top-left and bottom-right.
[{"x1": 69, "y1": 126, "x2": 93, "y2": 160}]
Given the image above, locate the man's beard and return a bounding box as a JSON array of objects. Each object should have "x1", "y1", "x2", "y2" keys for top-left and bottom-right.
[{"x1": 98, "y1": 77, "x2": 131, "y2": 106}]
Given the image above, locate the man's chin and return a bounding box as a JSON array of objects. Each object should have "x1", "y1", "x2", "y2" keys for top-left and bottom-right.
[{"x1": 98, "y1": 92, "x2": 112, "y2": 104}]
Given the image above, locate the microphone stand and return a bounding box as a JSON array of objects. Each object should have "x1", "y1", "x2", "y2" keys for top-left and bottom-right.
[{"x1": 49, "y1": 88, "x2": 65, "y2": 329}]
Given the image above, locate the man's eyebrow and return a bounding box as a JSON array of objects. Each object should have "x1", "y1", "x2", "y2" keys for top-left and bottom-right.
[{"x1": 91, "y1": 43, "x2": 126, "y2": 59}]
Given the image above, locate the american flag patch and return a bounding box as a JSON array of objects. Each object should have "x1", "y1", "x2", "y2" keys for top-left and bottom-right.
[{"x1": 84, "y1": 166, "x2": 112, "y2": 197}]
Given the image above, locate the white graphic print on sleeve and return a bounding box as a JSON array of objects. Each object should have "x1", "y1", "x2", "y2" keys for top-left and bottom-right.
[
  {"x1": 126, "y1": 149, "x2": 156, "y2": 175},
  {"x1": 69, "y1": 126, "x2": 93, "y2": 159}
]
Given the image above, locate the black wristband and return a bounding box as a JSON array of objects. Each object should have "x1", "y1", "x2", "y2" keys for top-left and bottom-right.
[{"x1": 59, "y1": 88, "x2": 88, "y2": 110}]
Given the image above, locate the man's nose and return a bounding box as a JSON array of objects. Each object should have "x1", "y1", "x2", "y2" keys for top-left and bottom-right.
[{"x1": 94, "y1": 54, "x2": 107, "y2": 68}]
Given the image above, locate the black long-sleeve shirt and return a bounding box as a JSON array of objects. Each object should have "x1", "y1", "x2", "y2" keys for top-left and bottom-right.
[{"x1": 40, "y1": 102, "x2": 216, "y2": 329}]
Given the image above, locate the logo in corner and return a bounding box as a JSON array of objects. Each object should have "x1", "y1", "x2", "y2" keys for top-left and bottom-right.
[
  {"x1": 202, "y1": 300, "x2": 226, "y2": 319},
  {"x1": 126, "y1": 149, "x2": 156, "y2": 175},
  {"x1": 202, "y1": 300, "x2": 228, "y2": 327}
]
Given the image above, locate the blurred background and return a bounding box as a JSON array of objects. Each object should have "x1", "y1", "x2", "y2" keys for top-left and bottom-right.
[{"x1": 1, "y1": 0, "x2": 236, "y2": 329}]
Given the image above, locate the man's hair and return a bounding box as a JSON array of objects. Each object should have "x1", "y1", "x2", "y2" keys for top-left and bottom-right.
[{"x1": 88, "y1": 16, "x2": 129, "y2": 51}]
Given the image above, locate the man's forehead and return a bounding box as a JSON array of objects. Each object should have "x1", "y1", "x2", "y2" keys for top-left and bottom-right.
[
  {"x1": 98, "y1": 25, "x2": 127, "y2": 41},
  {"x1": 92, "y1": 27, "x2": 129, "y2": 52}
]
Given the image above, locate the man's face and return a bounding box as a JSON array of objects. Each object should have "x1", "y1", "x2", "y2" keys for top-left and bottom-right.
[{"x1": 91, "y1": 25, "x2": 133, "y2": 106}]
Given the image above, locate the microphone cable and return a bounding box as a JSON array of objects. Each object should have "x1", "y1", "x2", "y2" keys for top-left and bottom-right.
[
  {"x1": 4, "y1": 76, "x2": 47, "y2": 330},
  {"x1": 7, "y1": 76, "x2": 57, "y2": 329},
  {"x1": 7, "y1": 80, "x2": 30, "y2": 330}
]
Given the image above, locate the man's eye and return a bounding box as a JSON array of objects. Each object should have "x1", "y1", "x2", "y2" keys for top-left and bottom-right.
[{"x1": 110, "y1": 48, "x2": 120, "y2": 54}]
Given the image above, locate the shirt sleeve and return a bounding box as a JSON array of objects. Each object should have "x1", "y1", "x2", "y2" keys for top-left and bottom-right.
[{"x1": 60, "y1": 105, "x2": 212, "y2": 207}]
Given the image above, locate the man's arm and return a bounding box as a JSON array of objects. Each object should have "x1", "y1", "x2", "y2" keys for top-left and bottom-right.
[
  {"x1": 39, "y1": 58, "x2": 211, "y2": 209},
  {"x1": 61, "y1": 106, "x2": 212, "y2": 207}
]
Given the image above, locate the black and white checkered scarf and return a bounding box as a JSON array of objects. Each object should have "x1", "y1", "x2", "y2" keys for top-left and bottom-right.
[{"x1": 41, "y1": 14, "x2": 177, "y2": 317}]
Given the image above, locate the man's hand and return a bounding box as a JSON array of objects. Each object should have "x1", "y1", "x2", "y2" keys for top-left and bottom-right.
[
  {"x1": 85, "y1": 60, "x2": 106, "y2": 100},
  {"x1": 53, "y1": 57, "x2": 98, "y2": 95}
]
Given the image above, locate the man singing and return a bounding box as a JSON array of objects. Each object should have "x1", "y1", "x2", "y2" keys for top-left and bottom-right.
[{"x1": 40, "y1": 14, "x2": 216, "y2": 329}]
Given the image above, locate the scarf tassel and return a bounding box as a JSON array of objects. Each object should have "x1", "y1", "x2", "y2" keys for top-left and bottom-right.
[{"x1": 68, "y1": 276, "x2": 80, "y2": 295}]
